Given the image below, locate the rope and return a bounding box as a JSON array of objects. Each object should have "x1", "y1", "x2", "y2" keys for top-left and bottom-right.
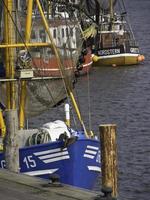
[
  {"x1": 117, "y1": 0, "x2": 136, "y2": 44},
  {"x1": 87, "y1": 69, "x2": 92, "y2": 132},
  {"x1": 26, "y1": 129, "x2": 51, "y2": 146}
]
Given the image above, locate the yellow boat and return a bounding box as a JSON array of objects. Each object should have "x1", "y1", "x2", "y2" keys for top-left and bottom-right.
[
  {"x1": 92, "y1": 53, "x2": 145, "y2": 67},
  {"x1": 89, "y1": 0, "x2": 145, "y2": 67}
]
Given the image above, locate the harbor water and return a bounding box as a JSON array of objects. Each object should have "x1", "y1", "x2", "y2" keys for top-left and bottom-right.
[{"x1": 29, "y1": 0, "x2": 150, "y2": 199}]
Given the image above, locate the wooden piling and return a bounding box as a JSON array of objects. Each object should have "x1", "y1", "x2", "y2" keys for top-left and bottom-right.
[
  {"x1": 4, "y1": 109, "x2": 19, "y2": 172},
  {"x1": 99, "y1": 124, "x2": 118, "y2": 198}
]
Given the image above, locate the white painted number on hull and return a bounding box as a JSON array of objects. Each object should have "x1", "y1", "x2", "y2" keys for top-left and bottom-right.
[{"x1": 23, "y1": 156, "x2": 36, "y2": 169}]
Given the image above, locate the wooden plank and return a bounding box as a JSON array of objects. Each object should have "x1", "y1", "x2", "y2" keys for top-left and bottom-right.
[{"x1": 0, "y1": 169, "x2": 99, "y2": 200}]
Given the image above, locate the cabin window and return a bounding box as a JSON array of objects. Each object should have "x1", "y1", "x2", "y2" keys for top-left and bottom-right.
[
  {"x1": 62, "y1": 28, "x2": 64, "y2": 38},
  {"x1": 66, "y1": 28, "x2": 69, "y2": 37},
  {"x1": 101, "y1": 34, "x2": 112, "y2": 48},
  {"x1": 75, "y1": 27, "x2": 80, "y2": 47},
  {"x1": 70, "y1": 28, "x2": 73, "y2": 37},
  {"x1": 53, "y1": 29, "x2": 56, "y2": 38}
]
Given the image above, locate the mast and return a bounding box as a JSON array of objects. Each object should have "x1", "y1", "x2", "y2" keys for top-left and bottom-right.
[
  {"x1": 95, "y1": 0, "x2": 100, "y2": 25},
  {"x1": 109, "y1": 0, "x2": 114, "y2": 20},
  {"x1": 3, "y1": 0, "x2": 19, "y2": 172},
  {"x1": 4, "y1": 0, "x2": 16, "y2": 109},
  {"x1": 19, "y1": 0, "x2": 33, "y2": 129},
  {"x1": 110, "y1": 0, "x2": 114, "y2": 18},
  {"x1": 109, "y1": 0, "x2": 114, "y2": 31}
]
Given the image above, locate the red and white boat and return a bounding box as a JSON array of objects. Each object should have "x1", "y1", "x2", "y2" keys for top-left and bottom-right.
[{"x1": 26, "y1": 12, "x2": 92, "y2": 77}]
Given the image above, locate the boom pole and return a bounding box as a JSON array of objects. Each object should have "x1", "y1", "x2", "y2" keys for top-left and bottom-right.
[{"x1": 19, "y1": 0, "x2": 33, "y2": 129}]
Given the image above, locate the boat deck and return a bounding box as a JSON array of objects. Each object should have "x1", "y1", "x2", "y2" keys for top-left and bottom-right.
[{"x1": 0, "y1": 169, "x2": 100, "y2": 200}]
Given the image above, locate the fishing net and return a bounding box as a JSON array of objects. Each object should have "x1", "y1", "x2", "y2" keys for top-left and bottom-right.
[{"x1": 0, "y1": 1, "x2": 83, "y2": 118}]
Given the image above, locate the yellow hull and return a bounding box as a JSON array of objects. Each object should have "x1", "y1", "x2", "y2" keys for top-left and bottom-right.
[{"x1": 92, "y1": 54, "x2": 143, "y2": 67}]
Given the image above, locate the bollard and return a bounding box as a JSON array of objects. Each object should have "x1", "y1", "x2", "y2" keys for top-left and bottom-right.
[{"x1": 99, "y1": 124, "x2": 118, "y2": 198}]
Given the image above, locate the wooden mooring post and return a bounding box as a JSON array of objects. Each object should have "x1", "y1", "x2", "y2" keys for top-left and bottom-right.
[
  {"x1": 99, "y1": 124, "x2": 118, "y2": 199},
  {"x1": 4, "y1": 109, "x2": 19, "y2": 172}
]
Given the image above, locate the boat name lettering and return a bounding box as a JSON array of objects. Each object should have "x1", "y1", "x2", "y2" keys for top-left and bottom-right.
[
  {"x1": 98, "y1": 49, "x2": 120, "y2": 56},
  {"x1": 0, "y1": 160, "x2": 6, "y2": 168},
  {"x1": 23, "y1": 156, "x2": 36, "y2": 169},
  {"x1": 130, "y1": 48, "x2": 139, "y2": 53}
]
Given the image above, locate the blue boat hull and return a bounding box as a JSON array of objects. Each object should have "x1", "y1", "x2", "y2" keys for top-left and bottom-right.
[{"x1": 0, "y1": 138, "x2": 100, "y2": 189}]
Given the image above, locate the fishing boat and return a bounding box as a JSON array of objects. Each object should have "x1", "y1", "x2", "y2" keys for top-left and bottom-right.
[
  {"x1": 0, "y1": 0, "x2": 100, "y2": 190},
  {"x1": 19, "y1": 1, "x2": 92, "y2": 77},
  {"x1": 80, "y1": 0, "x2": 145, "y2": 67}
]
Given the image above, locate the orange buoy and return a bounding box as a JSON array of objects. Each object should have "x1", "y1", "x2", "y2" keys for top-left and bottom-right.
[
  {"x1": 137, "y1": 55, "x2": 145, "y2": 62},
  {"x1": 137, "y1": 55, "x2": 142, "y2": 62},
  {"x1": 141, "y1": 55, "x2": 145, "y2": 61}
]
